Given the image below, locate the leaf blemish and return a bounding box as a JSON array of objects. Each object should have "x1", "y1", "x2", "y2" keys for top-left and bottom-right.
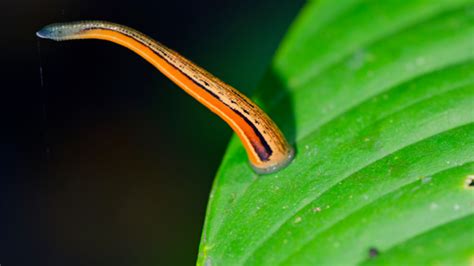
[
  {"x1": 368, "y1": 247, "x2": 379, "y2": 258},
  {"x1": 420, "y1": 176, "x2": 432, "y2": 184},
  {"x1": 304, "y1": 144, "x2": 317, "y2": 157},
  {"x1": 465, "y1": 175, "x2": 474, "y2": 189},
  {"x1": 347, "y1": 49, "x2": 367, "y2": 70}
]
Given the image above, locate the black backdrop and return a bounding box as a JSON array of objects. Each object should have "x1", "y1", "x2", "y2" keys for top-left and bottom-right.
[{"x1": 0, "y1": 0, "x2": 303, "y2": 265}]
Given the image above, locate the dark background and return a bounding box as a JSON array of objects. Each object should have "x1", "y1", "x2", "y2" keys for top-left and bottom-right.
[{"x1": 0, "y1": 0, "x2": 303, "y2": 265}]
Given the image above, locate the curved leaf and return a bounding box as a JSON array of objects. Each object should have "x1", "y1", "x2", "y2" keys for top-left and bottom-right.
[{"x1": 198, "y1": 1, "x2": 474, "y2": 265}]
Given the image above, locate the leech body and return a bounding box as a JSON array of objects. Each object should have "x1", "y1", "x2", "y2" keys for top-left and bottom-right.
[{"x1": 37, "y1": 21, "x2": 294, "y2": 174}]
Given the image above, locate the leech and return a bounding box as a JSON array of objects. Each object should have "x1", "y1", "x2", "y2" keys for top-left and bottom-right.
[{"x1": 36, "y1": 21, "x2": 294, "y2": 174}]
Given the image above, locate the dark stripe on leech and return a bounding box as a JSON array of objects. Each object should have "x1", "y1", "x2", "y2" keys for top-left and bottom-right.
[
  {"x1": 94, "y1": 26, "x2": 273, "y2": 161},
  {"x1": 232, "y1": 109, "x2": 272, "y2": 161}
]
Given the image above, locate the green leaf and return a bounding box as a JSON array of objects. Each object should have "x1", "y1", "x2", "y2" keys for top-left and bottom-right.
[{"x1": 198, "y1": 0, "x2": 474, "y2": 265}]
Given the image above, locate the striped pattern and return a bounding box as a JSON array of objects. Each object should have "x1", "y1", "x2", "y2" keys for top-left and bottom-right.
[{"x1": 36, "y1": 21, "x2": 294, "y2": 174}]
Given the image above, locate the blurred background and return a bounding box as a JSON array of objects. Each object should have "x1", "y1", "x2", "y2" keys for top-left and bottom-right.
[{"x1": 0, "y1": 0, "x2": 304, "y2": 265}]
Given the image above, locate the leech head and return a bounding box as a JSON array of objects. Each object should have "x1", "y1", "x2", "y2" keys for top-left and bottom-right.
[
  {"x1": 36, "y1": 21, "x2": 117, "y2": 41},
  {"x1": 37, "y1": 22, "x2": 85, "y2": 41}
]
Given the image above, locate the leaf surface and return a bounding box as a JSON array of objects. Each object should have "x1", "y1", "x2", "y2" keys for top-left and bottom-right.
[{"x1": 198, "y1": 1, "x2": 474, "y2": 265}]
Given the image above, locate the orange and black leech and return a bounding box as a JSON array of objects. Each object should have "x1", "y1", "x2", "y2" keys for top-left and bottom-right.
[{"x1": 36, "y1": 21, "x2": 294, "y2": 174}]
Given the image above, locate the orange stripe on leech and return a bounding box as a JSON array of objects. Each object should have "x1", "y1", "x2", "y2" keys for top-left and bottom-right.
[{"x1": 79, "y1": 29, "x2": 265, "y2": 166}]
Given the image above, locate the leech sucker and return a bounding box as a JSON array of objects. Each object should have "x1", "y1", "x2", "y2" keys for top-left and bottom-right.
[{"x1": 37, "y1": 21, "x2": 294, "y2": 174}]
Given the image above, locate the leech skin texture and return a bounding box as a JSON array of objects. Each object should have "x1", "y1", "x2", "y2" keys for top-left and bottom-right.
[{"x1": 37, "y1": 21, "x2": 294, "y2": 174}]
